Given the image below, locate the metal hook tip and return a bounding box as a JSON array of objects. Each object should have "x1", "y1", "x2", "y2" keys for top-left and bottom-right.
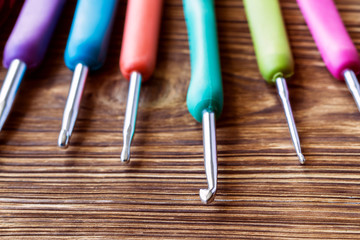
[
  {"x1": 120, "y1": 148, "x2": 131, "y2": 164},
  {"x1": 199, "y1": 188, "x2": 216, "y2": 204},
  {"x1": 298, "y1": 153, "x2": 306, "y2": 165},
  {"x1": 58, "y1": 129, "x2": 70, "y2": 149}
]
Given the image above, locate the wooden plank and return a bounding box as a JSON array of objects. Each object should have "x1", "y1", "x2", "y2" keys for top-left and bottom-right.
[{"x1": 0, "y1": 0, "x2": 360, "y2": 239}]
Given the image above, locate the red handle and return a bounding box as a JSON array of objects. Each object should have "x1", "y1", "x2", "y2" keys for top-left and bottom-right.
[{"x1": 120, "y1": 0, "x2": 163, "y2": 81}]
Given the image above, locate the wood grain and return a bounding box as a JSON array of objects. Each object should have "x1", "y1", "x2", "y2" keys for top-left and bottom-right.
[{"x1": 1, "y1": 0, "x2": 360, "y2": 239}]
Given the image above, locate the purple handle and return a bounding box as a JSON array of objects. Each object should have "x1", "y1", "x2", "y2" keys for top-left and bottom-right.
[{"x1": 3, "y1": 0, "x2": 66, "y2": 69}]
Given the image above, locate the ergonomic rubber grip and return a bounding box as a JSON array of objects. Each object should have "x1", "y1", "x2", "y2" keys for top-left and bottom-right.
[
  {"x1": 65, "y1": 0, "x2": 118, "y2": 71},
  {"x1": 183, "y1": 0, "x2": 223, "y2": 123},
  {"x1": 297, "y1": 0, "x2": 360, "y2": 80},
  {"x1": 243, "y1": 0, "x2": 294, "y2": 83},
  {"x1": 120, "y1": 0, "x2": 163, "y2": 81},
  {"x1": 3, "y1": 0, "x2": 66, "y2": 69}
]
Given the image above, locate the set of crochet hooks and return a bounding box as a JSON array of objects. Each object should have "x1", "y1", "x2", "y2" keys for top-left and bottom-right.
[{"x1": 0, "y1": 0, "x2": 359, "y2": 204}]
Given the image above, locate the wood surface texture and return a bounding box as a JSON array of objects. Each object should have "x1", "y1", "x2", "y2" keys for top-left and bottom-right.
[{"x1": 1, "y1": 0, "x2": 360, "y2": 239}]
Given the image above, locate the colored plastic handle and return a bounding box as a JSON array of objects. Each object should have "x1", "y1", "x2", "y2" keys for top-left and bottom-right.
[
  {"x1": 243, "y1": 0, "x2": 294, "y2": 83},
  {"x1": 65, "y1": 0, "x2": 118, "y2": 71},
  {"x1": 120, "y1": 0, "x2": 163, "y2": 81},
  {"x1": 183, "y1": 0, "x2": 223, "y2": 123},
  {"x1": 297, "y1": 0, "x2": 360, "y2": 80},
  {"x1": 3, "y1": 0, "x2": 66, "y2": 69}
]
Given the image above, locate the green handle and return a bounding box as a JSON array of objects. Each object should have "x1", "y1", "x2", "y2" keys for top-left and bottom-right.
[
  {"x1": 243, "y1": 0, "x2": 294, "y2": 83},
  {"x1": 183, "y1": 0, "x2": 223, "y2": 122}
]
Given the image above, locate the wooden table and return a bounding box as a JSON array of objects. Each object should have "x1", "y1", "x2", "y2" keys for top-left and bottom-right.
[{"x1": 1, "y1": 0, "x2": 360, "y2": 239}]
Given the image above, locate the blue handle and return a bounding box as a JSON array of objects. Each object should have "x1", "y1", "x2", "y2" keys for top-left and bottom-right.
[{"x1": 64, "y1": 0, "x2": 118, "y2": 71}]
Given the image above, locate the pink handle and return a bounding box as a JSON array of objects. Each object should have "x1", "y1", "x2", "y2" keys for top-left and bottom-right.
[{"x1": 297, "y1": 0, "x2": 360, "y2": 80}]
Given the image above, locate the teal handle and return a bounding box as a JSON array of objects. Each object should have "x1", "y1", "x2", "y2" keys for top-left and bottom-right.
[
  {"x1": 183, "y1": 0, "x2": 223, "y2": 123},
  {"x1": 243, "y1": 0, "x2": 294, "y2": 83},
  {"x1": 64, "y1": 0, "x2": 118, "y2": 71}
]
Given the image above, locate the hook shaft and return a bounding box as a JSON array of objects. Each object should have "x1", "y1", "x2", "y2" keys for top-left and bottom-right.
[
  {"x1": 0, "y1": 59, "x2": 26, "y2": 131},
  {"x1": 121, "y1": 71, "x2": 142, "y2": 163},
  {"x1": 200, "y1": 110, "x2": 218, "y2": 204},
  {"x1": 276, "y1": 77, "x2": 305, "y2": 164},
  {"x1": 344, "y1": 69, "x2": 360, "y2": 112},
  {"x1": 58, "y1": 63, "x2": 88, "y2": 148}
]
